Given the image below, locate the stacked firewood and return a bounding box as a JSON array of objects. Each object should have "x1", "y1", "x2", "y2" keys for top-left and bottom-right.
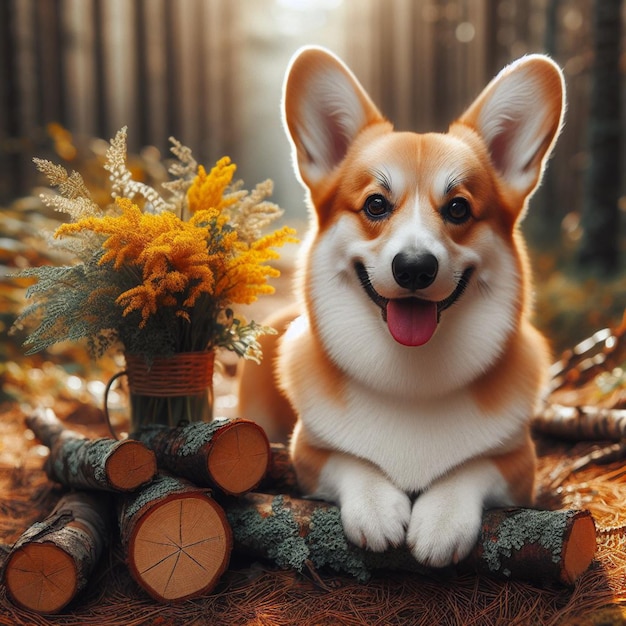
[
  {"x1": 3, "y1": 413, "x2": 598, "y2": 615},
  {"x1": 3, "y1": 408, "x2": 270, "y2": 612},
  {"x1": 7, "y1": 313, "x2": 624, "y2": 619}
]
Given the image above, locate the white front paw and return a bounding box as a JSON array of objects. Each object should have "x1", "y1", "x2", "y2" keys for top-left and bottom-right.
[
  {"x1": 407, "y1": 488, "x2": 482, "y2": 567},
  {"x1": 340, "y1": 480, "x2": 411, "y2": 552}
]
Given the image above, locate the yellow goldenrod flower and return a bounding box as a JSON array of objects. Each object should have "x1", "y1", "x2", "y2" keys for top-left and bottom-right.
[
  {"x1": 54, "y1": 191, "x2": 295, "y2": 328},
  {"x1": 187, "y1": 157, "x2": 238, "y2": 215},
  {"x1": 19, "y1": 130, "x2": 297, "y2": 362},
  {"x1": 214, "y1": 225, "x2": 297, "y2": 304}
]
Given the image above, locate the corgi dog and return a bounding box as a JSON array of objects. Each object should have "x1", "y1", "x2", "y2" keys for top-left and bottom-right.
[{"x1": 239, "y1": 47, "x2": 565, "y2": 567}]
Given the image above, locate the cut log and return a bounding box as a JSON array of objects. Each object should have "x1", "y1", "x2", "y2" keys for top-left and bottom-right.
[
  {"x1": 26, "y1": 407, "x2": 157, "y2": 492},
  {"x1": 260, "y1": 443, "x2": 299, "y2": 493},
  {"x1": 226, "y1": 493, "x2": 597, "y2": 587},
  {"x1": 466, "y1": 506, "x2": 597, "y2": 585},
  {"x1": 533, "y1": 403, "x2": 626, "y2": 441},
  {"x1": 134, "y1": 419, "x2": 270, "y2": 496},
  {"x1": 118, "y1": 474, "x2": 232, "y2": 603},
  {"x1": 4, "y1": 491, "x2": 111, "y2": 614}
]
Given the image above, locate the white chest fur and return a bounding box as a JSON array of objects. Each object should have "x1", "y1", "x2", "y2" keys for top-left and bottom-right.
[{"x1": 301, "y1": 368, "x2": 529, "y2": 492}]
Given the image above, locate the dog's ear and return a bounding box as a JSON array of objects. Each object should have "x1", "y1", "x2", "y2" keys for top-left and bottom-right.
[
  {"x1": 283, "y1": 46, "x2": 385, "y2": 189},
  {"x1": 457, "y1": 55, "x2": 565, "y2": 199}
]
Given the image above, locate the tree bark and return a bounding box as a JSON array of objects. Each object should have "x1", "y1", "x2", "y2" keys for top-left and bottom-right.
[
  {"x1": 256, "y1": 443, "x2": 299, "y2": 493},
  {"x1": 533, "y1": 403, "x2": 626, "y2": 441},
  {"x1": 26, "y1": 407, "x2": 157, "y2": 492},
  {"x1": 134, "y1": 419, "x2": 270, "y2": 496},
  {"x1": 117, "y1": 474, "x2": 232, "y2": 603},
  {"x1": 3, "y1": 491, "x2": 111, "y2": 614},
  {"x1": 226, "y1": 493, "x2": 596, "y2": 587},
  {"x1": 577, "y1": 0, "x2": 622, "y2": 273}
]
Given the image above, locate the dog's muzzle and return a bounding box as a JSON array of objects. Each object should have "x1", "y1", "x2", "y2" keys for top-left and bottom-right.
[{"x1": 354, "y1": 261, "x2": 474, "y2": 346}]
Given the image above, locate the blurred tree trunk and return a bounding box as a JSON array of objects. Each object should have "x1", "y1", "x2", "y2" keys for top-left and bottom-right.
[
  {"x1": 578, "y1": 0, "x2": 622, "y2": 274},
  {"x1": 527, "y1": 0, "x2": 562, "y2": 249}
]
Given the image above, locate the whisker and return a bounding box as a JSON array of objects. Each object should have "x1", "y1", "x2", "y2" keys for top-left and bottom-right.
[{"x1": 477, "y1": 278, "x2": 492, "y2": 297}]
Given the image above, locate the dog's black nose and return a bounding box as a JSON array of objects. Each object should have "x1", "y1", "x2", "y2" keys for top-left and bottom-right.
[{"x1": 392, "y1": 252, "x2": 438, "y2": 290}]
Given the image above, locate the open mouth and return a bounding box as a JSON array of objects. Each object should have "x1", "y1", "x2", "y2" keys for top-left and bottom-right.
[{"x1": 354, "y1": 262, "x2": 475, "y2": 346}]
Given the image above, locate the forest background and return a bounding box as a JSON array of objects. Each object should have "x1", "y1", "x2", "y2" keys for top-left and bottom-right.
[{"x1": 0, "y1": 0, "x2": 624, "y2": 371}]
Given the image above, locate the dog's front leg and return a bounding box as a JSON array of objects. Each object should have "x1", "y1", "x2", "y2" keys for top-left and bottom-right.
[
  {"x1": 291, "y1": 424, "x2": 411, "y2": 552},
  {"x1": 320, "y1": 453, "x2": 413, "y2": 551},
  {"x1": 407, "y1": 437, "x2": 535, "y2": 567}
]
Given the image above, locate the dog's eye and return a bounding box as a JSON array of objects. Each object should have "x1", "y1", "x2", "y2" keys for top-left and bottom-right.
[
  {"x1": 442, "y1": 198, "x2": 471, "y2": 224},
  {"x1": 364, "y1": 194, "x2": 391, "y2": 219}
]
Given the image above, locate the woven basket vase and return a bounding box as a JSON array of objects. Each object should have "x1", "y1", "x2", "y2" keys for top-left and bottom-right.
[{"x1": 124, "y1": 351, "x2": 215, "y2": 432}]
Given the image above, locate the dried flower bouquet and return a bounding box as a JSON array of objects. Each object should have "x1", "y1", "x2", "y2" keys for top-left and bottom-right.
[{"x1": 13, "y1": 127, "x2": 296, "y2": 426}]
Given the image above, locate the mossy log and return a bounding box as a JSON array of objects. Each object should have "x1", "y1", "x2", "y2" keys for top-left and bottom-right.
[
  {"x1": 3, "y1": 491, "x2": 111, "y2": 614},
  {"x1": 227, "y1": 493, "x2": 596, "y2": 587},
  {"x1": 465, "y1": 506, "x2": 596, "y2": 585},
  {"x1": 26, "y1": 407, "x2": 157, "y2": 492},
  {"x1": 134, "y1": 419, "x2": 270, "y2": 496},
  {"x1": 117, "y1": 474, "x2": 232, "y2": 603}
]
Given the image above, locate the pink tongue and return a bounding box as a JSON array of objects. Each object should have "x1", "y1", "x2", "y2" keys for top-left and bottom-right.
[{"x1": 386, "y1": 299, "x2": 438, "y2": 346}]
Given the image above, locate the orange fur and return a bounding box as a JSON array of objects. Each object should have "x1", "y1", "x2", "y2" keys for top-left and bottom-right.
[
  {"x1": 277, "y1": 313, "x2": 348, "y2": 412},
  {"x1": 289, "y1": 421, "x2": 330, "y2": 493},
  {"x1": 490, "y1": 431, "x2": 537, "y2": 505},
  {"x1": 470, "y1": 320, "x2": 551, "y2": 417},
  {"x1": 237, "y1": 305, "x2": 299, "y2": 442}
]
